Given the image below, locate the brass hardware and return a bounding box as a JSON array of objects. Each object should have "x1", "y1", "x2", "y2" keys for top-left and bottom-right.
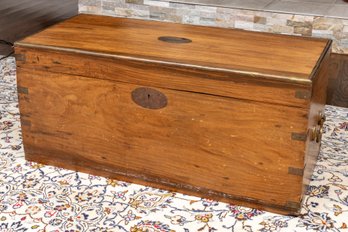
[
  {"x1": 21, "y1": 119, "x2": 32, "y2": 127},
  {"x1": 17, "y1": 86, "x2": 29, "y2": 94},
  {"x1": 319, "y1": 126, "x2": 324, "y2": 143},
  {"x1": 285, "y1": 201, "x2": 301, "y2": 210},
  {"x1": 310, "y1": 125, "x2": 323, "y2": 143},
  {"x1": 14, "y1": 53, "x2": 26, "y2": 62},
  {"x1": 288, "y1": 167, "x2": 304, "y2": 176},
  {"x1": 291, "y1": 132, "x2": 307, "y2": 141},
  {"x1": 131, "y1": 87, "x2": 167, "y2": 110},
  {"x1": 318, "y1": 111, "x2": 326, "y2": 127},
  {"x1": 158, "y1": 36, "x2": 192, "y2": 44},
  {"x1": 310, "y1": 111, "x2": 326, "y2": 143},
  {"x1": 295, "y1": 90, "x2": 311, "y2": 99}
]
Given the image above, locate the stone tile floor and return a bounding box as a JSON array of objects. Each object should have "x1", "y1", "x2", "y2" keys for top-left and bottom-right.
[{"x1": 0, "y1": 57, "x2": 348, "y2": 231}]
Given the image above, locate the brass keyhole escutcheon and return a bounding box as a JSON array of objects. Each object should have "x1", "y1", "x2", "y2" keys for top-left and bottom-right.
[{"x1": 131, "y1": 87, "x2": 167, "y2": 110}]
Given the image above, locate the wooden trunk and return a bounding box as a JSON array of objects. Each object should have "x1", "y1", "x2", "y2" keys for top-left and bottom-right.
[{"x1": 14, "y1": 14, "x2": 331, "y2": 215}]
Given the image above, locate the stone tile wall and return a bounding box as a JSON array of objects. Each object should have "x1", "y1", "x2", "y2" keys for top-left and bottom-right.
[{"x1": 79, "y1": 0, "x2": 348, "y2": 54}]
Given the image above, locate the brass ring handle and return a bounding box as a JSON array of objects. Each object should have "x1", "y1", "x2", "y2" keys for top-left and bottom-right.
[
  {"x1": 310, "y1": 125, "x2": 323, "y2": 143},
  {"x1": 310, "y1": 111, "x2": 326, "y2": 143},
  {"x1": 318, "y1": 126, "x2": 323, "y2": 143},
  {"x1": 318, "y1": 111, "x2": 326, "y2": 127}
]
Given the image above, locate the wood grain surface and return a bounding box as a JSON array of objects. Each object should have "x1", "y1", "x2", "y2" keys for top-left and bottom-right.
[
  {"x1": 0, "y1": 0, "x2": 77, "y2": 55},
  {"x1": 14, "y1": 15, "x2": 331, "y2": 215},
  {"x1": 15, "y1": 47, "x2": 312, "y2": 109},
  {"x1": 16, "y1": 14, "x2": 329, "y2": 80},
  {"x1": 303, "y1": 43, "x2": 331, "y2": 194},
  {"x1": 2, "y1": 9, "x2": 344, "y2": 107},
  {"x1": 17, "y1": 68, "x2": 309, "y2": 214}
]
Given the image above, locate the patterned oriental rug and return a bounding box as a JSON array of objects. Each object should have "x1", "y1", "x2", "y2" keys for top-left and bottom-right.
[{"x1": 0, "y1": 57, "x2": 347, "y2": 232}]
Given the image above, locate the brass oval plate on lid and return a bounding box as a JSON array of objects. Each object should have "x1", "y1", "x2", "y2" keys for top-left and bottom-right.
[
  {"x1": 131, "y1": 87, "x2": 168, "y2": 110},
  {"x1": 158, "y1": 36, "x2": 192, "y2": 44}
]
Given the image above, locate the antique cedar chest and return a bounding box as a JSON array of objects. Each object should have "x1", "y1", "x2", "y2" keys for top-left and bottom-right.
[{"x1": 15, "y1": 14, "x2": 331, "y2": 215}]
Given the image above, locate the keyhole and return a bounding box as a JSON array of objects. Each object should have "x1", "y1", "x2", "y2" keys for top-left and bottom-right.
[{"x1": 131, "y1": 87, "x2": 168, "y2": 109}]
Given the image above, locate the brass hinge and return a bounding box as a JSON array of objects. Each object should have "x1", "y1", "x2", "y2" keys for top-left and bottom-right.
[
  {"x1": 17, "y1": 86, "x2": 29, "y2": 94},
  {"x1": 295, "y1": 90, "x2": 311, "y2": 100},
  {"x1": 21, "y1": 119, "x2": 31, "y2": 127},
  {"x1": 288, "y1": 167, "x2": 304, "y2": 176},
  {"x1": 14, "y1": 53, "x2": 26, "y2": 62},
  {"x1": 285, "y1": 201, "x2": 301, "y2": 210},
  {"x1": 291, "y1": 132, "x2": 307, "y2": 141}
]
